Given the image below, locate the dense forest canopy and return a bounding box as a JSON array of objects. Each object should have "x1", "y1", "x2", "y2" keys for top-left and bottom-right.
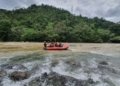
[{"x1": 0, "y1": 4, "x2": 120, "y2": 42}]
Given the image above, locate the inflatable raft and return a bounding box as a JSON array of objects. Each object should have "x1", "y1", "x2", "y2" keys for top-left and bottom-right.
[{"x1": 44, "y1": 43, "x2": 69, "y2": 50}]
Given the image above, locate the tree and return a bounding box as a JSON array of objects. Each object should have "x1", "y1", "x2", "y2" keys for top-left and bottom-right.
[
  {"x1": 111, "y1": 36, "x2": 120, "y2": 43},
  {"x1": 97, "y1": 29, "x2": 114, "y2": 42},
  {"x1": 0, "y1": 5, "x2": 119, "y2": 42},
  {"x1": 0, "y1": 20, "x2": 12, "y2": 41}
]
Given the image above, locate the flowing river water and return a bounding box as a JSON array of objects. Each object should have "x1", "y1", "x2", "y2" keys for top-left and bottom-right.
[{"x1": 0, "y1": 43, "x2": 120, "y2": 86}]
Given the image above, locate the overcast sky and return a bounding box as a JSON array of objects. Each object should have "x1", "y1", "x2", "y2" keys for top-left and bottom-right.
[{"x1": 0, "y1": 0, "x2": 120, "y2": 22}]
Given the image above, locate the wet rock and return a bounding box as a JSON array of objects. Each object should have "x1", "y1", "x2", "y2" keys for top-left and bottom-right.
[
  {"x1": 0, "y1": 70, "x2": 7, "y2": 77},
  {"x1": 0, "y1": 70, "x2": 6, "y2": 86},
  {"x1": 1, "y1": 64, "x2": 27, "y2": 70},
  {"x1": 51, "y1": 59, "x2": 59, "y2": 67},
  {"x1": 0, "y1": 80, "x2": 3, "y2": 86},
  {"x1": 98, "y1": 63, "x2": 119, "y2": 74},
  {"x1": 99, "y1": 61, "x2": 108, "y2": 65},
  {"x1": 9, "y1": 71, "x2": 30, "y2": 81},
  {"x1": 98, "y1": 63, "x2": 109, "y2": 71},
  {"x1": 87, "y1": 78, "x2": 94, "y2": 84},
  {"x1": 28, "y1": 72, "x2": 95, "y2": 86},
  {"x1": 65, "y1": 59, "x2": 81, "y2": 68},
  {"x1": 42, "y1": 72, "x2": 48, "y2": 78},
  {"x1": 98, "y1": 61, "x2": 109, "y2": 72}
]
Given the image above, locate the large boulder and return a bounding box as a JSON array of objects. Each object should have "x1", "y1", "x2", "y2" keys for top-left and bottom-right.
[
  {"x1": 9, "y1": 71, "x2": 30, "y2": 81},
  {"x1": 28, "y1": 72, "x2": 95, "y2": 86}
]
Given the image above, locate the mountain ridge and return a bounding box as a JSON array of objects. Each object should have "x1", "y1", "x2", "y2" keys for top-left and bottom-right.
[{"x1": 0, "y1": 4, "x2": 120, "y2": 42}]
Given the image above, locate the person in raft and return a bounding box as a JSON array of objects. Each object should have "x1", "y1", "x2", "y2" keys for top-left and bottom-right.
[
  {"x1": 59, "y1": 42, "x2": 63, "y2": 47},
  {"x1": 44, "y1": 41, "x2": 63, "y2": 47},
  {"x1": 54, "y1": 42, "x2": 63, "y2": 47},
  {"x1": 55, "y1": 42, "x2": 59, "y2": 47},
  {"x1": 44, "y1": 41, "x2": 47, "y2": 48},
  {"x1": 49, "y1": 42, "x2": 54, "y2": 47}
]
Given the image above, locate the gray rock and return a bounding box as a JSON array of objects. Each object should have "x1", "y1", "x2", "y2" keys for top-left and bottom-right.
[
  {"x1": 0, "y1": 69, "x2": 7, "y2": 77},
  {"x1": 51, "y1": 59, "x2": 59, "y2": 67},
  {"x1": 64, "y1": 59, "x2": 81, "y2": 68},
  {"x1": 9, "y1": 71, "x2": 30, "y2": 81},
  {"x1": 98, "y1": 64, "x2": 120, "y2": 74},
  {"x1": 99, "y1": 61, "x2": 108, "y2": 65},
  {"x1": 0, "y1": 70, "x2": 6, "y2": 86},
  {"x1": 0, "y1": 80, "x2": 3, "y2": 86}
]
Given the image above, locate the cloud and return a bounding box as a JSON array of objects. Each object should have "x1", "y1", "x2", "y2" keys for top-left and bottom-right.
[{"x1": 0, "y1": 0, "x2": 120, "y2": 22}]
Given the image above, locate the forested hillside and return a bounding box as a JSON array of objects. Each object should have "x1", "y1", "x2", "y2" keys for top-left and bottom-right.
[{"x1": 0, "y1": 4, "x2": 120, "y2": 42}]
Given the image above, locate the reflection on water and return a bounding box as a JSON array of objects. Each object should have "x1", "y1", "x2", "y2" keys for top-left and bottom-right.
[{"x1": 0, "y1": 52, "x2": 120, "y2": 86}]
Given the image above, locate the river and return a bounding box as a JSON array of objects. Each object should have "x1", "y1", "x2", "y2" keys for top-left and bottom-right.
[{"x1": 0, "y1": 43, "x2": 120, "y2": 86}]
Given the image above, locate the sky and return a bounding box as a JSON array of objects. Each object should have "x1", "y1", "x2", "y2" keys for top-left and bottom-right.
[{"x1": 0, "y1": 0, "x2": 120, "y2": 22}]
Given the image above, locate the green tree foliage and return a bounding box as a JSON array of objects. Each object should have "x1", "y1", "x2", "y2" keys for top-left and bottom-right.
[
  {"x1": 110, "y1": 36, "x2": 120, "y2": 43},
  {"x1": 0, "y1": 20, "x2": 12, "y2": 41},
  {"x1": 0, "y1": 4, "x2": 119, "y2": 42},
  {"x1": 96, "y1": 29, "x2": 114, "y2": 42}
]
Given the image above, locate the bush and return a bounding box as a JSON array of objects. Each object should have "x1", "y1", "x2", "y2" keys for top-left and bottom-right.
[
  {"x1": 111, "y1": 36, "x2": 120, "y2": 43},
  {"x1": 0, "y1": 20, "x2": 12, "y2": 41}
]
